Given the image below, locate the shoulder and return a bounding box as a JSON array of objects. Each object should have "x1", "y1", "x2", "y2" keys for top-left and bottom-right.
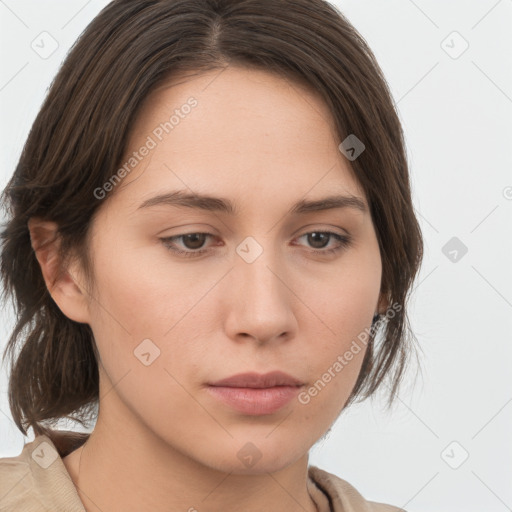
[
  {"x1": 0, "y1": 433, "x2": 86, "y2": 512},
  {"x1": 308, "y1": 465, "x2": 407, "y2": 512},
  {"x1": 0, "y1": 436, "x2": 46, "y2": 511}
]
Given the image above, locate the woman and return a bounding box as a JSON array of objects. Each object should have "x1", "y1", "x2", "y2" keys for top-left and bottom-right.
[{"x1": 0, "y1": 0, "x2": 423, "y2": 510}]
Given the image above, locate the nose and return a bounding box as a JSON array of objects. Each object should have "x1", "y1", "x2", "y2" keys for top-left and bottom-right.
[{"x1": 223, "y1": 244, "x2": 298, "y2": 346}]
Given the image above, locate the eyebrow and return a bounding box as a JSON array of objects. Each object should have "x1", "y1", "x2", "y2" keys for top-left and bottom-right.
[{"x1": 137, "y1": 190, "x2": 368, "y2": 215}]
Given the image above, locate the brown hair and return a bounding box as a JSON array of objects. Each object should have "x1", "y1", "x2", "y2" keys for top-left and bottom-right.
[{"x1": 0, "y1": 0, "x2": 423, "y2": 438}]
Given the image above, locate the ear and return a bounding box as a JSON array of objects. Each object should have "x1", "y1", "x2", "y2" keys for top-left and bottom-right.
[{"x1": 28, "y1": 217, "x2": 91, "y2": 324}]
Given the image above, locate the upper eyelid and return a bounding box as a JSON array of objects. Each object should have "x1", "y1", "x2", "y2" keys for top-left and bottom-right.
[
  {"x1": 161, "y1": 222, "x2": 350, "y2": 236},
  {"x1": 161, "y1": 228, "x2": 349, "y2": 240}
]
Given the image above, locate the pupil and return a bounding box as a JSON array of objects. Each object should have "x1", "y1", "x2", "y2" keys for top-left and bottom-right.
[
  {"x1": 184, "y1": 233, "x2": 205, "y2": 249},
  {"x1": 309, "y1": 232, "x2": 328, "y2": 249}
]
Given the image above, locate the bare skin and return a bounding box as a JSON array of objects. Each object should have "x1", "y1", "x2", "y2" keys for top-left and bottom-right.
[{"x1": 30, "y1": 64, "x2": 386, "y2": 512}]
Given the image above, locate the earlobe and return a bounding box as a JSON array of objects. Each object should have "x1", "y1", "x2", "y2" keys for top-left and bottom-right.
[{"x1": 28, "y1": 217, "x2": 91, "y2": 324}]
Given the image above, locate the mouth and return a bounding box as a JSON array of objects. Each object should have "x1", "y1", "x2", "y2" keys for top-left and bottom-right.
[{"x1": 206, "y1": 371, "x2": 305, "y2": 415}]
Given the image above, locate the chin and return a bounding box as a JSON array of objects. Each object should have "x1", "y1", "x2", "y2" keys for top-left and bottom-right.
[{"x1": 194, "y1": 436, "x2": 308, "y2": 476}]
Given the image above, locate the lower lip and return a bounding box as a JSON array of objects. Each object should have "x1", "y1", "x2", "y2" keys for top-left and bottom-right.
[{"x1": 206, "y1": 385, "x2": 301, "y2": 415}]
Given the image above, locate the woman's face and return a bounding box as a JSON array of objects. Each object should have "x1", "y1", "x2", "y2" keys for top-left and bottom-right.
[{"x1": 79, "y1": 65, "x2": 383, "y2": 473}]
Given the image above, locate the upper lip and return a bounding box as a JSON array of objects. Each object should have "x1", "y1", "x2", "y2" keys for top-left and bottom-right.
[{"x1": 209, "y1": 371, "x2": 303, "y2": 388}]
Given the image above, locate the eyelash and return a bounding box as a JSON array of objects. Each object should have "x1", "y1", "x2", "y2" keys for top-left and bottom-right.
[{"x1": 160, "y1": 231, "x2": 352, "y2": 259}]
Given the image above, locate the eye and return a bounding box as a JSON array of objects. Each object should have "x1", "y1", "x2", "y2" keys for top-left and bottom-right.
[
  {"x1": 293, "y1": 231, "x2": 352, "y2": 256},
  {"x1": 160, "y1": 232, "x2": 215, "y2": 258},
  {"x1": 160, "y1": 230, "x2": 352, "y2": 258}
]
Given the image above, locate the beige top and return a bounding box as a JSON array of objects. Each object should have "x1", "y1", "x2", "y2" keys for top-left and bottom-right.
[{"x1": 0, "y1": 431, "x2": 405, "y2": 511}]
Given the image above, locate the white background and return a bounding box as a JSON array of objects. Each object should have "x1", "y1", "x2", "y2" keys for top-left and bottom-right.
[{"x1": 1, "y1": 1, "x2": 511, "y2": 511}]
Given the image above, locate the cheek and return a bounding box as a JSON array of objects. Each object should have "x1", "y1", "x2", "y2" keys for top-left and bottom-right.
[
  {"x1": 301, "y1": 245, "x2": 381, "y2": 340},
  {"x1": 85, "y1": 238, "x2": 210, "y2": 384},
  {"x1": 86, "y1": 246, "x2": 207, "y2": 430},
  {"x1": 295, "y1": 250, "x2": 381, "y2": 405},
  {"x1": 87, "y1": 237, "x2": 187, "y2": 334}
]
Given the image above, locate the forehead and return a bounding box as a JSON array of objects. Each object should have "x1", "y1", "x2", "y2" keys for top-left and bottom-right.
[{"x1": 111, "y1": 65, "x2": 366, "y2": 212}]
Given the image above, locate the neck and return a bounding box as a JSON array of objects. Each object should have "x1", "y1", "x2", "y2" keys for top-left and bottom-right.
[{"x1": 63, "y1": 414, "x2": 318, "y2": 512}]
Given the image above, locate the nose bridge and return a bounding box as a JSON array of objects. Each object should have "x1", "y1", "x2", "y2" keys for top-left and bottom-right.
[
  {"x1": 236, "y1": 235, "x2": 286, "y2": 309},
  {"x1": 224, "y1": 235, "x2": 296, "y2": 342}
]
